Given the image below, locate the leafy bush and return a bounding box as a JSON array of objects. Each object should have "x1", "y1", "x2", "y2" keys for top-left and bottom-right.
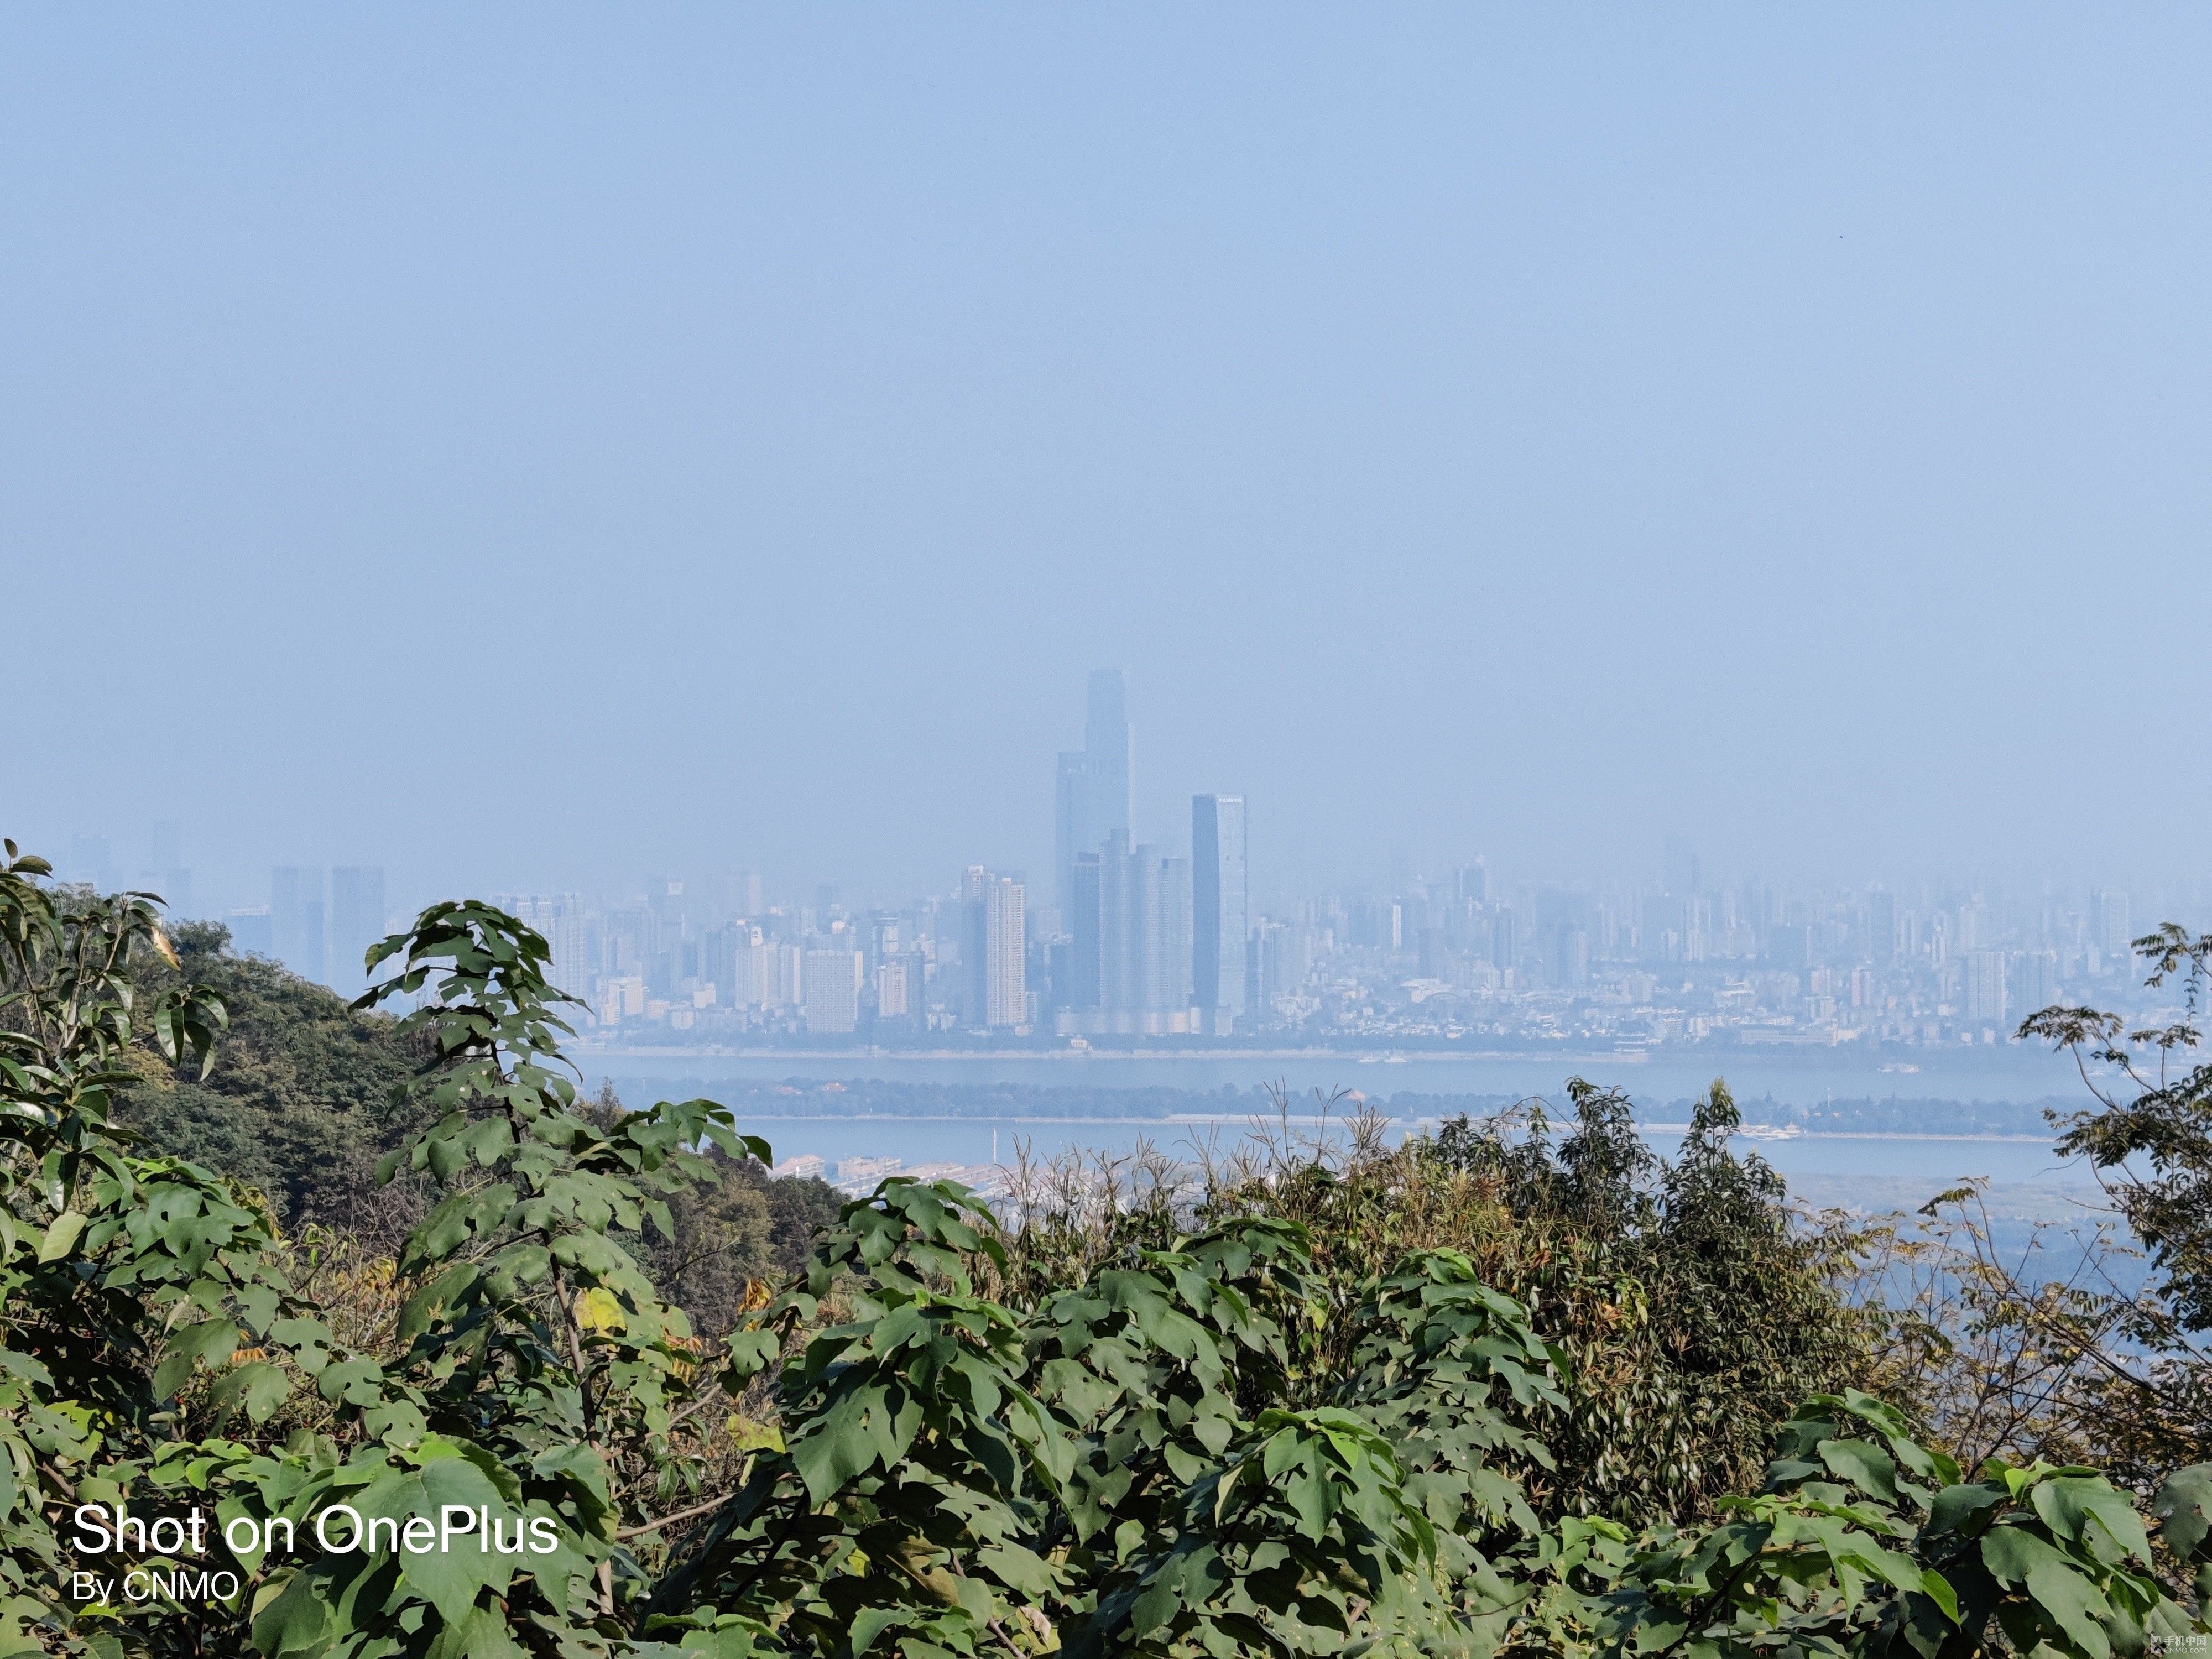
[{"x1": 2, "y1": 846, "x2": 2206, "y2": 1657}]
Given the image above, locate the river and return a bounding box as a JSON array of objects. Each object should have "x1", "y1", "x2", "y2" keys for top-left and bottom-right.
[{"x1": 581, "y1": 1045, "x2": 2107, "y2": 1194}]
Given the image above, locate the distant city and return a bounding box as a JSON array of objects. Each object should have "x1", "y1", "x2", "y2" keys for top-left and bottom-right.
[{"x1": 54, "y1": 668, "x2": 2199, "y2": 1056}]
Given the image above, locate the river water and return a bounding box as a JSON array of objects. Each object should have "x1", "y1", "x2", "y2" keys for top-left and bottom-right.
[
  {"x1": 585, "y1": 1046, "x2": 2077, "y2": 1105},
  {"x1": 583, "y1": 1046, "x2": 2105, "y2": 1193}
]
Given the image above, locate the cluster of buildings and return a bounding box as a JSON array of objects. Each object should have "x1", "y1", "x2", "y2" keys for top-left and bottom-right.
[
  {"x1": 451, "y1": 675, "x2": 2172, "y2": 1053},
  {"x1": 61, "y1": 830, "x2": 390, "y2": 997},
  {"x1": 69, "y1": 675, "x2": 2194, "y2": 1053}
]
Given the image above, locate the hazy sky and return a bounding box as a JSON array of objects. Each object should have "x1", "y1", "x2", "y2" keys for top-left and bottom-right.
[{"x1": 8, "y1": 8, "x2": 2210, "y2": 912}]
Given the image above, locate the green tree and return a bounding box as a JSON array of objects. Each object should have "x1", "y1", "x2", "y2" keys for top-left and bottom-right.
[
  {"x1": 117, "y1": 921, "x2": 435, "y2": 1243},
  {"x1": 1431, "y1": 1079, "x2": 1873, "y2": 1525},
  {"x1": 4, "y1": 845, "x2": 2204, "y2": 1658},
  {"x1": 0, "y1": 843, "x2": 343, "y2": 1655}
]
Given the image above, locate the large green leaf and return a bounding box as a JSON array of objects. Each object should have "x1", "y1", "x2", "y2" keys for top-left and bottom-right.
[
  {"x1": 1818, "y1": 1438, "x2": 1900, "y2": 1505},
  {"x1": 2152, "y1": 1464, "x2": 2212, "y2": 1562},
  {"x1": 2031, "y1": 1476, "x2": 2150, "y2": 1566}
]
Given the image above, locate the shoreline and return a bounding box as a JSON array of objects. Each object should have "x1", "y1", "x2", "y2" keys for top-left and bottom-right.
[
  {"x1": 668, "y1": 1108, "x2": 2060, "y2": 1145},
  {"x1": 579, "y1": 1044, "x2": 2047, "y2": 1074}
]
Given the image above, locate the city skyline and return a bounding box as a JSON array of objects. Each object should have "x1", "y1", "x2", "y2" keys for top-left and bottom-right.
[{"x1": 53, "y1": 667, "x2": 2194, "y2": 1056}]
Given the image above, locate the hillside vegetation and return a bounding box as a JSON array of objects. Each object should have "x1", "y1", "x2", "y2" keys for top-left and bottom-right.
[{"x1": 2, "y1": 842, "x2": 2208, "y2": 1657}]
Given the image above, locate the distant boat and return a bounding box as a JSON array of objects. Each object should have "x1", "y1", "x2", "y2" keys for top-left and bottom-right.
[{"x1": 1738, "y1": 1124, "x2": 1803, "y2": 1142}]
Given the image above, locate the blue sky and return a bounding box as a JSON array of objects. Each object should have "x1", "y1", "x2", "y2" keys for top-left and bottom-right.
[{"x1": 7, "y1": 8, "x2": 2209, "y2": 910}]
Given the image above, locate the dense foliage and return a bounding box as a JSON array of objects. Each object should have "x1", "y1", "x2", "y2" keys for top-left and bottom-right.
[{"x1": 1, "y1": 846, "x2": 2206, "y2": 1657}]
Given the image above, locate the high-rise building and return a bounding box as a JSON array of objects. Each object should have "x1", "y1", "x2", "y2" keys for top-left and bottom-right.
[
  {"x1": 875, "y1": 957, "x2": 910, "y2": 1021},
  {"x1": 959, "y1": 869, "x2": 1029, "y2": 1030},
  {"x1": 1067, "y1": 833, "x2": 1192, "y2": 1034},
  {"x1": 1490, "y1": 909, "x2": 1517, "y2": 972},
  {"x1": 1067, "y1": 853, "x2": 1103, "y2": 1011},
  {"x1": 2093, "y1": 890, "x2": 2132, "y2": 961},
  {"x1": 1964, "y1": 950, "x2": 2007, "y2": 1025},
  {"x1": 1149, "y1": 854, "x2": 1192, "y2": 1026},
  {"x1": 1418, "y1": 926, "x2": 1449, "y2": 980},
  {"x1": 270, "y1": 867, "x2": 326, "y2": 984},
  {"x1": 742, "y1": 932, "x2": 797, "y2": 1009},
  {"x1": 2012, "y1": 948, "x2": 2056, "y2": 1016},
  {"x1": 865, "y1": 914, "x2": 900, "y2": 972},
  {"x1": 733, "y1": 925, "x2": 769, "y2": 1006},
  {"x1": 1191, "y1": 794, "x2": 1248, "y2": 1032},
  {"x1": 1053, "y1": 670, "x2": 1134, "y2": 921},
  {"x1": 1768, "y1": 924, "x2": 1812, "y2": 971},
  {"x1": 1053, "y1": 750, "x2": 1090, "y2": 922},
  {"x1": 1639, "y1": 894, "x2": 1682, "y2": 963},
  {"x1": 961, "y1": 866, "x2": 989, "y2": 1022},
  {"x1": 1559, "y1": 927, "x2": 1588, "y2": 989},
  {"x1": 329, "y1": 866, "x2": 387, "y2": 993},
  {"x1": 1456, "y1": 862, "x2": 1487, "y2": 906},
  {"x1": 1085, "y1": 670, "x2": 1131, "y2": 847},
  {"x1": 982, "y1": 875, "x2": 1027, "y2": 1030},
  {"x1": 1867, "y1": 891, "x2": 1897, "y2": 966},
  {"x1": 802, "y1": 949, "x2": 863, "y2": 1033}
]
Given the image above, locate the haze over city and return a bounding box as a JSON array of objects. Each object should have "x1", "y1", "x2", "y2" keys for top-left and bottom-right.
[
  {"x1": 11, "y1": 22, "x2": 2212, "y2": 1642},
  {"x1": 10, "y1": 8, "x2": 2212, "y2": 916}
]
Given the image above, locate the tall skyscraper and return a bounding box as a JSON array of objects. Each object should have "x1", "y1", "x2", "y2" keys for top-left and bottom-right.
[
  {"x1": 1191, "y1": 794, "x2": 1248, "y2": 1032},
  {"x1": 2093, "y1": 890, "x2": 2132, "y2": 961},
  {"x1": 1065, "y1": 834, "x2": 1192, "y2": 1034},
  {"x1": 1053, "y1": 751, "x2": 1091, "y2": 922},
  {"x1": 1053, "y1": 669, "x2": 1134, "y2": 921},
  {"x1": 1456, "y1": 862, "x2": 1487, "y2": 906},
  {"x1": 1115, "y1": 836, "x2": 1191, "y2": 1033},
  {"x1": 1964, "y1": 950, "x2": 2007, "y2": 1025},
  {"x1": 547, "y1": 907, "x2": 594, "y2": 1002},
  {"x1": 1490, "y1": 909, "x2": 1518, "y2": 973},
  {"x1": 1068, "y1": 852, "x2": 1103, "y2": 1011},
  {"x1": 1085, "y1": 670, "x2": 1131, "y2": 846},
  {"x1": 961, "y1": 868, "x2": 1029, "y2": 1030},
  {"x1": 961, "y1": 865, "x2": 988, "y2": 1022},
  {"x1": 982, "y1": 875, "x2": 1027, "y2": 1030},
  {"x1": 733, "y1": 868, "x2": 763, "y2": 915},
  {"x1": 271, "y1": 867, "x2": 326, "y2": 984},
  {"x1": 329, "y1": 866, "x2": 387, "y2": 993},
  {"x1": 1867, "y1": 890, "x2": 1897, "y2": 967}
]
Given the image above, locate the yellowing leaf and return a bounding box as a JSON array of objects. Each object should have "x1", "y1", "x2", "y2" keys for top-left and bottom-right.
[
  {"x1": 575, "y1": 1286, "x2": 627, "y2": 1332},
  {"x1": 728, "y1": 1413, "x2": 784, "y2": 1453}
]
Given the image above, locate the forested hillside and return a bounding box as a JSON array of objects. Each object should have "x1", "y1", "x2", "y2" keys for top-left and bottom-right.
[{"x1": 2, "y1": 844, "x2": 2208, "y2": 1657}]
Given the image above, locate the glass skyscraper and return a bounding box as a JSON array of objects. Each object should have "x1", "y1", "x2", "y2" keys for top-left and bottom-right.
[{"x1": 1054, "y1": 669, "x2": 1133, "y2": 921}]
